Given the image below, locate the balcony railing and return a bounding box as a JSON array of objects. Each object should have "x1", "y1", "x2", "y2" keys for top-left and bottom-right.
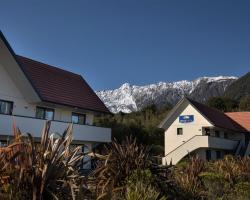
[
  {"x1": 163, "y1": 135, "x2": 239, "y2": 165},
  {"x1": 0, "y1": 114, "x2": 111, "y2": 143}
]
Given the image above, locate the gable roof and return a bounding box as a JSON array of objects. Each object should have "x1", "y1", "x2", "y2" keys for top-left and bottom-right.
[
  {"x1": 225, "y1": 112, "x2": 250, "y2": 132},
  {"x1": 159, "y1": 97, "x2": 248, "y2": 133},
  {"x1": 187, "y1": 98, "x2": 247, "y2": 132},
  {"x1": 0, "y1": 30, "x2": 109, "y2": 113},
  {"x1": 16, "y1": 56, "x2": 110, "y2": 113}
]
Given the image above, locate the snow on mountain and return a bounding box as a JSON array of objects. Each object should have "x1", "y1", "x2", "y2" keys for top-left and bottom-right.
[{"x1": 96, "y1": 76, "x2": 238, "y2": 113}]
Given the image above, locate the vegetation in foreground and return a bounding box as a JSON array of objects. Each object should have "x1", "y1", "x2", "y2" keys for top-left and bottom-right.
[{"x1": 1, "y1": 122, "x2": 250, "y2": 200}]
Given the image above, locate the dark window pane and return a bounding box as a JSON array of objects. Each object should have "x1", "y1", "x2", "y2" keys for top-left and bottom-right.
[
  {"x1": 205, "y1": 128, "x2": 210, "y2": 136},
  {"x1": 78, "y1": 114, "x2": 86, "y2": 125},
  {"x1": 215, "y1": 131, "x2": 220, "y2": 137},
  {"x1": 177, "y1": 128, "x2": 183, "y2": 135},
  {"x1": 206, "y1": 150, "x2": 211, "y2": 161},
  {"x1": 0, "y1": 100, "x2": 13, "y2": 115},
  {"x1": 36, "y1": 108, "x2": 45, "y2": 119}
]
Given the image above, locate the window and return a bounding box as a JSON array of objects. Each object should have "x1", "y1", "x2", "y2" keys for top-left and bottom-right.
[
  {"x1": 72, "y1": 113, "x2": 86, "y2": 125},
  {"x1": 0, "y1": 140, "x2": 7, "y2": 147},
  {"x1": 215, "y1": 130, "x2": 220, "y2": 137},
  {"x1": 177, "y1": 128, "x2": 183, "y2": 135},
  {"x1": 216, "y1": 151, "x2": 221, "y2": 159},
  {"x1": 205, "y1": 128, "x2": 210, "y2": 136},
  {"x1": 0, "y1": 100, "x2": 13, "y2": 115},
  {"x1": 224, "y1": 132, "x2": 228, "y2": 139},
  {"x1": 36, "y1": 107, "x2": 54, "y2": 120},
  {"x1": 206, "y1": 150, "x2": 211, "y2": 161}
]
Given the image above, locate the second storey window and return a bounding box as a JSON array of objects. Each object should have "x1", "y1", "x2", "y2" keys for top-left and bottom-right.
[
  {"x1": 204, "y1": 128, "x2": 210, "y2": 136},
  {"x1": 177, "y1": 128, "x2": 183, "y2": 135},
  {"x1": 0, "y1": 100, "x2": 13, "y2": 115},
  {"x1": 72, "y1": 113, "x2": 86, "y2": 125},
  {"x1": 36, "y1": 107, "x2": 54, "y2": 120}
]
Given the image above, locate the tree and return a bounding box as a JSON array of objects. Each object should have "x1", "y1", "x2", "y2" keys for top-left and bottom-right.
[
  {"x1": 239, "y1": 96, "x2": 250, "y2": 111},
  {"x1": 207, "y1": 97, "x2": 239, "y2": 112}
]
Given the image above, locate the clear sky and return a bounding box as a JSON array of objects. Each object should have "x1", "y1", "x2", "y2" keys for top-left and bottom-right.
[{"x1": 0, "y1": 0, "x2": 250, "y2": 90}]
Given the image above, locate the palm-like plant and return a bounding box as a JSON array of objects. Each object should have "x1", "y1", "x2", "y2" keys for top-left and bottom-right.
[
  {"x1": 90, "y1": 136, "x2": 150, "y2": 200},
  {"x1": 0, "y1": 121, "x2": 85, "y2": 200}
]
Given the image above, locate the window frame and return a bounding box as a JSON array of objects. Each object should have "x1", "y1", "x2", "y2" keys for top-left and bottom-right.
[
  {"x1": 35, "y1": 106, "x2": 55, "y2": 120},
  {"x1": 72, "y1": 112, "x2": 86, "y2": 125},
  {"x1": 177, "y1": 128, "x2": 183, "y2": 135},
  {"x1": 0, "y1": 99, "x2": 13, "y2": 115}
]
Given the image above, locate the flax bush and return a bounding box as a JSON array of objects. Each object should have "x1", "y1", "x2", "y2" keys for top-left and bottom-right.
[{"x1": 0, "y1": 121, "x2": 86, "y2": 200}]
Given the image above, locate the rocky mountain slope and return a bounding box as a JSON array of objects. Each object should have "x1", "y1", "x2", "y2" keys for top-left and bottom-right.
[
  {"x1": 224, "y1": 72, "x2": 250, "y2": 100},
  {"x1": 97, "y1": 76, "x2": 237, "y2": 113}
]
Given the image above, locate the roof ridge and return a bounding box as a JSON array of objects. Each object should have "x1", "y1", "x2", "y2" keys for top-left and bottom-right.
[{"x1": 186, "y1": 97, "x2": 226, "y2": 114}]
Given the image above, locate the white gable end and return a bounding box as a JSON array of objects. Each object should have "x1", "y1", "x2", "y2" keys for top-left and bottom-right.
[
  {"x1": 0, "y1": 64, "x2": 36, "y2": 117},
  {"x1": 164, "y1": 102, "x2": 213, "y2": 154}
]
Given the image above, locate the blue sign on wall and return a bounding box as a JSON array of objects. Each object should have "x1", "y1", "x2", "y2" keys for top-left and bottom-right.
[{"x1": 179, "y1": 115, "x2": 194, "y2": 123}]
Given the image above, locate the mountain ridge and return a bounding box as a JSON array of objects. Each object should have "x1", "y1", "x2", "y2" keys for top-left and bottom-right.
[{"x1": 97, "y1": 76, "x2": 238, "y2": 113}]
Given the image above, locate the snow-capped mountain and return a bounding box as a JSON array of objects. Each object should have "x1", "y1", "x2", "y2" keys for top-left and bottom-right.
[{"x1": 96, "y1": 76, "x2": 237, "y2": 113}]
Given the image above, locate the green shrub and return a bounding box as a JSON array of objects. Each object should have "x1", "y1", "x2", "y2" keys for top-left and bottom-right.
[
  {"x1": 125, "y1": 169, "x2": 167, "y2": 200},
  {"x1": 234, "y1": 182, "x2": 250, "y2": 200},
  {"x1": 200, "y1": 172, "x2": 230, "y2": 200},
  {"x1": 126, "y1": 181, "x2": 167, "y2": 200}
]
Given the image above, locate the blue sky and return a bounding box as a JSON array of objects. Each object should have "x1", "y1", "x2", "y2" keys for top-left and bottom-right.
[{"x1": 0, "y1": 0, "x2": 250, "y2": 90}]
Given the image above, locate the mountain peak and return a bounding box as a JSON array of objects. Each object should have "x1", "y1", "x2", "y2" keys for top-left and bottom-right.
[
  {"x1": 97, "y1": 76, "x2": 237, "y2": 113},
  {"x1": 119, "y1": 82, "x2": 131, "y2": 89}
]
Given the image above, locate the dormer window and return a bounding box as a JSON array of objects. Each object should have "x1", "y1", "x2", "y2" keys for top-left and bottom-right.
[
  {"x1": 0, "y1": 100, "x2": 13, "y2": 115},
  {"x1": 36, "y1": 107, "x2": 54, "y2": 120}
]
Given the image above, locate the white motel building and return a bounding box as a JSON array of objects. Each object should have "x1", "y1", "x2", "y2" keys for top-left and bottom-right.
[
  {"x1": 0, "y1": 31, "x2": 111, "y2": 169},
  {"x1": 159, "y1": 97, "x2": 250, "y2": 165}
]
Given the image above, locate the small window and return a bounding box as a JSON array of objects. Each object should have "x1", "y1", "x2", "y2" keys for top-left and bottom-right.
[
  {"x1": 205, "y1": 128, "x2": 210, "y2": 136},
  {"x1": 36, "y1": 107, "x2": 54, "y2": 120},
  {"x1": 216, "y1": 151, "x2": 221, "y2": 159},
  {"x1": 0, "y1": 100, "x2": 13, "y2": 115},
  {"x1": 0, "y1": 140, "x2": 7, "y2": 147},
  {"x1": 206, "y1": 150, "x2": 211, "y2": 161},
  {"x1": 215, "y1": 131, "x2": 220, "y2": 137},
  {"x1": 177, "y1": 128, "x2": 183, "y2": 135},
  {"x1": 72, "y1": 113, "x2": 86, "y2": 125},
  {"x1": 224, "y1": 132, "x2": 228, "y2": 139}
]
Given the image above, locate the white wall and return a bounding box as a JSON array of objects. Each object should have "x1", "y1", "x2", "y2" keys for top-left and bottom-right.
[
  {"x1": 0, "y1": 64, "x2": 36, "y2": 117},
  {"x1": 0, "y1": 63, "x2": 95, "y2": 125},
  {"x1": 164, "y1": 104, "x2": 213, "y2": 155},
  {"x1": 0, "y1": 114, "x2": 111, "y2": 143}
]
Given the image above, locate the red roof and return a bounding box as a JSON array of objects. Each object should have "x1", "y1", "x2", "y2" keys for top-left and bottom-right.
[
  {"x1": 16, "y1": 55, "x2": 110, "y2": 113},
  {"x1": 187, "y1": 98, "x2": 248, "y2": 132},
  {"x1": 225, "y1": 112, "x2": 250, "y2": 132}
]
